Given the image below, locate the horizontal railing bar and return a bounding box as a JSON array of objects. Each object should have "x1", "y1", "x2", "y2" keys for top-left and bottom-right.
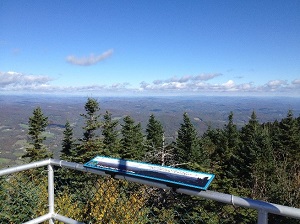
[
  {"x1": 22, "y1": 213, "x2": 52, "y2": 224},
  {"x1": 177, "y1": 188, "x2": 300, "y2": 220},
  {"x1": 50, "y1": 159, "x2": 110, "y2": 176},
  {"x1": 0, "y1": 159, "x2": 51, "y2": 176},
  {"x1": 52, "y1": 213, "x2": 85, "y2": 224}
]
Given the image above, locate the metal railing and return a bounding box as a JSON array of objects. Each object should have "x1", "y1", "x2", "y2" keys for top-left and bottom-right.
[{"x1": 0, "y1": 159, "x2": 300, "y2": 224}]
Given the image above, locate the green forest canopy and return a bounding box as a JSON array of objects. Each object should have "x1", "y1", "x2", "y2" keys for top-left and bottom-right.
[{"x1": 5, "y1": 97, "x2": 300, "y2": 223}]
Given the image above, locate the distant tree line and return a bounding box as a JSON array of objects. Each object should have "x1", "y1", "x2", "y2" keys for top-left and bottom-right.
[{"x1": 2, "y1": 97, "x2": 300, "y2": 223}]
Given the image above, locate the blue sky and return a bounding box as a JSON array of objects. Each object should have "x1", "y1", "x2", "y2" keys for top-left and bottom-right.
[{"x1": 1, "y1": 0, "x2": 300, "y2": 96}]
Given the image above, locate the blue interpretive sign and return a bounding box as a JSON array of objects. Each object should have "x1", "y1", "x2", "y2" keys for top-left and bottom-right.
[{"x1": 84, "y1": 156, "x2": 214, "y2": 190}]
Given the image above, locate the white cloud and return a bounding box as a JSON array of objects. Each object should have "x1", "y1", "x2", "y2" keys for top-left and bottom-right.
[
  {"x1": 222, "y1": 80, "x2": 235, "y2": 89},
  {"x1": 0, "y1": 71, "x2": 52, "y2": 89},
  {"x1": 1, "y1": 71, "x2": 300, "y2": 96},
  {"x1": 142, "y1": 74, "x2": 235, "y2": 92},
  {"x1": 292, "y1": 79, "x2": 300, "y2": 85},
  {"x1": 110, "y1": 82, "x2": 130, "y2": 89},
  {"x1": 66, "y1": 49, "x2": 114, "y2": 66},
  {"x1": 138, "y1": 75, "x2": 300, "y2": 95},
  {"x1": 153, "y1": 73, "x2": 222, "y2": 85},
  {"x1": 239, "y1": 83, "x2": 253, "y2": 90},
  {"x1": 266, "y1": 80, "x2": 287, "y2": 89},
  {"x1": 192, "y1": 73, "x2": 222, "y2": 81}
]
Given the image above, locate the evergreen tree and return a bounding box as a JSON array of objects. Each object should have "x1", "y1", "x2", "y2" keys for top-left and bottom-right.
[
  {"x1": 207, "y1": 112, "x2": 240, "y2": 193},
  {"x1": 61, "y1": 120, "x2": 75, "y2": 160},
  {"x1": 75, "y1": 98, "x2": 103, "y2": 163},
  {"x1": 58, "y1": 98, "x2": 104, "y2": 197},
  {"x1": 269, "y1": 119, "x2": 281, "y2": 156},
  {"x1": 56, "y1": 120, "x2": 76, "y2": 193},
  {"x1": 146, "y1": 114, "x2": 164, "y2": 150},
  {"x1": 278, "y1": 110, "x2": 300, "y2": 163},
  {"x1": 145, "y1": 115, "x2": 175, "y2": 165},
  {"x1": 23, "y1": 107, "x2": 52, "y2": 162},
  {"x1": 120, "y1": 115, "x2": 144, "y2": 160},
  {"x1": 238, "y1": 111, "x2": 261, "y2": 187},
  {"x1": 223, "y1": 112, "x2": 241, "y2": 184},
  {"x1": 224, "y1": 112, "x2": 240, "y2": 151},
  {"x1": 203, "y1": 127, "x2": 229, "y2": 189},
  {"x1": 102, "y1": 111, "x2": 120, "y2": 157},
  {"x1": 81, "y1": 98, "x2": 101, "y2": 142},
  {"x1": 251, "y1": 124, "x2": 276, "y2": 201},
  {"x1": 175, "y1": 112, "x2": 202, "y2": 169},
  {"x1": 204, "y1": 127, "x2": 226, "y2": 164},
  {"x1": 238, "y1": 110, "x2": 277, "y2": 200}
]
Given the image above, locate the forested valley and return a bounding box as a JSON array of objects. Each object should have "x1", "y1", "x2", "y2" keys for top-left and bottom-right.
[{"x1": 1, "y1": 97, "x2": 300, "y2": 223}]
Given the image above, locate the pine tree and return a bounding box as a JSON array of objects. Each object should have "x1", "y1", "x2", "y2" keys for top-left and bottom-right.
[
  {"x1": 23, "y1": 107, "x2": 52, "y2": 162},
  {"x1": 251, "y1": 124, "x2": 276, "y2": 201},
  {"x1": 58, "y1": 98, "x2": 104, "y2": 197},
  {"x1": 204, "y1": 127, "x2": 227, "y2": 163},
  {"x1": 278, "y1": 110, "x2": 300, "y2": 163},
  {"x1": 223, "y1": 111, "x2": 241, "y2": 183},
  {"x1": 61, "y1": 120, "x2": 75, "y2": 161},
  {"x1": 81, "y1": 98, "x2": 101, "y2": 142},
  {"x1": 145, "y1": 114, "x2": 175, "y2": 165},
  {"x1": 238, "y1": 111, "x2": 261, "y2": 187},
  {"x1": 207, "y1": 112, "x2": 240, "y2": 193},
  {"x1": 238, "y1": 110, "x2": 277, "y2": 197},
  {"x1": 224, "y1": 112, "x2": 240, "y2": 151},
  {"x1": 75, "y1": 98, "x2": 103, "y2": 163},
  {"x1": 202, "y1": 126, "x2": 229, "y2": 190},
  {"x1": 102, "y1": 111, "x2": 120, "y2": 157},
  {"x1": 56, "y1": 120, "x2": 76, "y2": 193},
  {"x1": 175, "y1": 112, "x2": 202, "y2": 169},
  {"x1": 146, "y1": 114, "x2": 164, "y2": 152},
  {"x1": 120, "y1": 115, "x2": 144, "y2": 160}
]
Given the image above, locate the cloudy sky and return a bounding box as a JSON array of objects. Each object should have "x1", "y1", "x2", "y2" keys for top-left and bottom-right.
[{"x1": 1, "y1": 0, "x2": 300, "y2": 96}]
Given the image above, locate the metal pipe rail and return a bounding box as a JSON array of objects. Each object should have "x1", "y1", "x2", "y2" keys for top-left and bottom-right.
[{"x1": 1, "y1": 159, "x2": 300, "y2": 224}]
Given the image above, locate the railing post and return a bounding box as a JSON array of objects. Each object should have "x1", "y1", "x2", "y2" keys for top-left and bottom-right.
[
  {"x1": 48, "y1": 164, "x2": 55, "y2": 224},
  {"x1": 257, "y1": 209, "x2": 268, "y2": 224}
]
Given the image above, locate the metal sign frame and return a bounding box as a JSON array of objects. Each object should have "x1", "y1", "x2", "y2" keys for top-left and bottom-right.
[{"x1": 84, "y1": 156, "x2": 214, "y2": 190}]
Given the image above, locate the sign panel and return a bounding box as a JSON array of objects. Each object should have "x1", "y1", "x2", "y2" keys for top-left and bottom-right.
[{"x1": 84, "y1": 156, "x2": 214, "y2": 190}]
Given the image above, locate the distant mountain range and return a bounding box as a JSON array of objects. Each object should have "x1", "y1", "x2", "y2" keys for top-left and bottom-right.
[{"x1": 1, "y1": 94, "x2": 300, "y2": 168}]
